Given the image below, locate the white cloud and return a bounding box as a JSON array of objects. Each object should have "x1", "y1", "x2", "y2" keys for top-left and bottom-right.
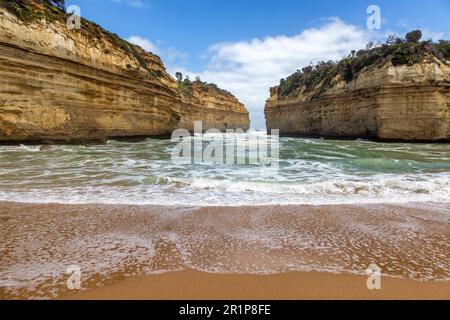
[
  {"x1": 174, "y1": 18, "x2": 371, "y2": 128},
  {"x1": 109, "y1": 0, "x2": 148, "y2": 8},
  {"x1": 420, "y1": 30, "x2": 446, "y2": 41},
  {"x1": 127, "y1": 36, "x2": 160, "y2": 54},
  {"x1": 127, "y1": 36, "x2": 191, "y2": 68}
]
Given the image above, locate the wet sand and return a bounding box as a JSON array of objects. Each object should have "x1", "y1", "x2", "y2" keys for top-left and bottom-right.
[
  {"x1": 1, "y1": 202, "x2": 449, "y2": 299},
  {"x1": 64, "y1": 269, "x2": 450, "y2": 300}
]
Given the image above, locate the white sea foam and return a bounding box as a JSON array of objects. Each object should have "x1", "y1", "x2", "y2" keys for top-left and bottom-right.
[
  {"x1": 0, "y1": 172, "x2": 449, "y2": 206},
  {"x1": 0, "y1": 134, "x2": 449, "y2": 206},
  {"x1": 2, "y1": 202, "x2": 449, "y2": 299}
]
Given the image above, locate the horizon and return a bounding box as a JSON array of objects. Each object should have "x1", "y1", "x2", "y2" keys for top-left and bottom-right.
[{"x1": 65, "y1": 0, "x2": 450, "y2": 128}]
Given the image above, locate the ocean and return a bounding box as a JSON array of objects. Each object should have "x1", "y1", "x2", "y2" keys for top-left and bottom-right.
[{"x1": 0, "y1": 131, "x2": 449, "y2": 206}]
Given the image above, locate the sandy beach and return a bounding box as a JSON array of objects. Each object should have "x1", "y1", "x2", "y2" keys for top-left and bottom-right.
[
  {"x1": 64, "y1": 269, "x2": 450, "y2": 300},
  {"x1": 1, "y1": 201, "x2": 449, "y2": 300}
]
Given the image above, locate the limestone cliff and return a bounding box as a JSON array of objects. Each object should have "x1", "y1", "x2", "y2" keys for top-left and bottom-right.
[
  {"x1": 177, "y1": 81, "x2": 249, "y2": 132},
  {"x1": 0, "y1": 1, "x2": 249, "y2": 143},
  {"x1": 265, "y1": 36, "x2": 450, "y2": 141}
]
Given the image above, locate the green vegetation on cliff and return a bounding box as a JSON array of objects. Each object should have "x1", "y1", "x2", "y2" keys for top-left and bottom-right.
[
  {"x1": 0, "y1": 0, "x2": 66, "y2": 22},
  {"x1": 277, "y1": 30, "x2": 450, "y2": 99},
  {"x1": 175, "y1": 73, "x2": 235, "y2": 99}
]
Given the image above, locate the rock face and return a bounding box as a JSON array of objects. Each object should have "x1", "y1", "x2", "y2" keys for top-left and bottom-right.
[
  {"x1": 0, "y1": 2, "x2": 249, "y2": 143},
  {"x1": 178, "y1": 82, "x2": 249, "y2": 132},
  {"x1": 265, "y1": 58, "x2": 450, "y2": 141}
]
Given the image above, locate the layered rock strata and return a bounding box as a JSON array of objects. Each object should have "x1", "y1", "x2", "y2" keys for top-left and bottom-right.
[
  {"x1": 265, "y1": 58, "x2": 449, "y2": 141},
  {"x1": 0, "y1": 2, "x2": 249, "y2": 143}
]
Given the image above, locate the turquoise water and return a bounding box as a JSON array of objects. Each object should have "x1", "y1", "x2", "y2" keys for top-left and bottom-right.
[{"x1": 0, "y1": 131, "x2": 449, "y2": 205}]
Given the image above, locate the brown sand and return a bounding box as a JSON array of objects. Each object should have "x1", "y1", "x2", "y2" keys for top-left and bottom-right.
[
  {"x1": 64, "y1": 269, "x2": 450, "y2": 300},
  {"x1": 1, "y1": 202, "x2": 450, "y2": 300}
]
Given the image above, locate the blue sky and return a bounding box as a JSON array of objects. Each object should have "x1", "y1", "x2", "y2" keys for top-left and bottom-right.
[{"x1": 66, "y1": 0, "x2": 449, "y2": 128}]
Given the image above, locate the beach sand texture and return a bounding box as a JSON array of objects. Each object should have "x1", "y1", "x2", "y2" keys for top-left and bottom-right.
[{"x1": 1, "y1": 202, "x2": 449, "y2": 299}]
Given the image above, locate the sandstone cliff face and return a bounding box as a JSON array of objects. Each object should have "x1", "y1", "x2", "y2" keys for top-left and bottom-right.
[
  {"x1": 265, "y1": 58, "x2": 450, "y2": 141},
  {"x1": 0, "y1": 3, "x2": 249, "y2": 143},
  {"x1": 178, "y1": 82, "x2": 249, "y2": 132}
]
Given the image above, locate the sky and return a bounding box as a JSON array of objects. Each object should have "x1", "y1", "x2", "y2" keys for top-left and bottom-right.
[{"x1": 65, "y1": 0, "x2": 450, "y2": 128}]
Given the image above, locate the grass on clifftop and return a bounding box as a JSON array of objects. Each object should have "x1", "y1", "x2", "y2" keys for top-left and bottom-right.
[
  {"x1": 277, "y1": 30, "x2": 450, "y2": 100},
  {"x1": 175, "y1": 74, "x2": 235, "y2": 100},
  {"x1": 0, "y1": 0, "x2": 66, "y2": 23}
]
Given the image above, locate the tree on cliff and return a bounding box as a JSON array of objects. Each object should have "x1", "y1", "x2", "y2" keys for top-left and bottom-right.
[
  {"x1": 183, "y1": 75, "x2": 191, "y2": 85},
  {"x1": 437, "y1": 40, "x2": 450, "y2": 60},
  {"x1": 405, "y1": 30, "x2": 422, "y2": 43},
  {"x1": 175, "y1": 72, "x2": 183, "y2": 82},
  {"x1": 50, "y1": 0, "x2": 66, "y2": 11}
]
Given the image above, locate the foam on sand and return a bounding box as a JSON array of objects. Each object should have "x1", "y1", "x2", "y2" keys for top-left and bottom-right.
[{"x1": 1, "y1": 202, "x2": 449, "y2": 299}]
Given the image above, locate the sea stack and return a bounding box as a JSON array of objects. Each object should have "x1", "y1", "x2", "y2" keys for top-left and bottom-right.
[
  {"x1": 0, "y1": 1, "x2": 249, "y2": 144},
  {"x1": 265, "y1": 32, "x2": 450, "y2": 141}
]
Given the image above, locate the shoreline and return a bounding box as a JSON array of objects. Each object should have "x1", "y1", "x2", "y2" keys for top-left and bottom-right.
[
  {"x1": 62, "y1": 269, "x2": 450, "y2": 300},
  {"x1": 1, "y1": 201, "x2": 449, "y2": 299},
  {"x1": 0, "y1": 200, "x2": 448, "y2": 209}
]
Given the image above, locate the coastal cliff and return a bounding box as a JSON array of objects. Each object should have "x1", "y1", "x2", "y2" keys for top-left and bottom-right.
[
  {"x1": 177, "y1": 80, "x2": 249, "y2": 132},
  {"x1": 265, "y1": 32, "x2": 450, "y2": 141},
  {"x1": 0, "y1": 1, "x2": 249, "y2": 143}
]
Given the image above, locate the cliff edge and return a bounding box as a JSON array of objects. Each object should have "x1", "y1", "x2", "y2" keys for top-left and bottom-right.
[
  {"x1": 0, "y1": 0, "x2": 249, "y2": 143},
  {"x1": 265, "y1": 31, "x2": 450, "y2": 141}
]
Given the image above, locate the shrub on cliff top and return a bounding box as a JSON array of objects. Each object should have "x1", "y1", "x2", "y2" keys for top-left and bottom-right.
[
  {"x1": 277, "y1": 30, "x2": 449, "y2": 99},
  {"x1": 437, "y1": 40, "x2": 450, "y2": 60},
  {"x1": 405, "y1": 30, "x2": 422, "y2": 43},
  {"x1": 176, "y1": 73, "x2": 234, "y2": 99},
  {"x1": 51, "y1": 0, "x2": 65, "y2": 10},
  {"x1": 0, "y1": 0, "x2": 66, "y2": 22}
]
